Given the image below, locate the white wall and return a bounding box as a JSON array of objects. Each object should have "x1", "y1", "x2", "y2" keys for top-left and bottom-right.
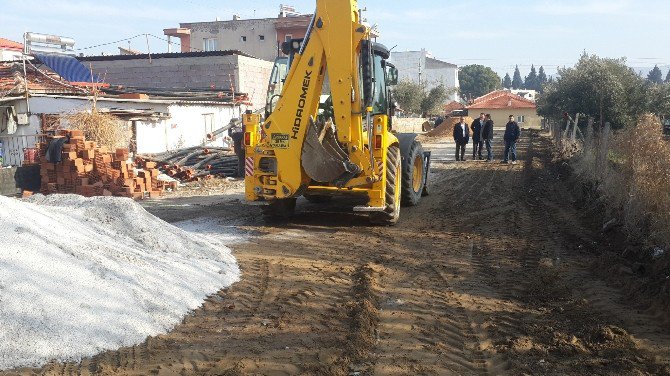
[
  {"x1": 185, "y1": 19, "x2": 278, "y2": 61},
  {"x1": 236, "y1": 55, "x2": 273, "y2": 111},
  {"x1": 135, "y1": 104, "x2": 239, "y2": 154},
  {"x1": 390, "y1": 50, "x2": 459, "y2": 102},
  {"x1": 0, "y1": 99, "x2": 39, "y2": 167},
  {"x1": 0, "y1": 50, "x2": 22, "y2": 62}
]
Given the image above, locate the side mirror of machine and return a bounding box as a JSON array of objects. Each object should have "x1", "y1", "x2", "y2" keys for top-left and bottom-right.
[
  {"x1": 281, "y1": 39, "x2": 303, "y2": 55},
  {"x1": 387, "y1": 65, "x2": 399, "y2": 86}
]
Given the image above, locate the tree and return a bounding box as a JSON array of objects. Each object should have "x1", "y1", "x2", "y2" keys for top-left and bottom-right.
[
  {"x1": 524, "y1": 65, "x2": 539, "y2": 91},
  {"x1": 666, "y1": 69, "x2": 670, "y2": 83},
  {"x1": 503, "y1": 73, "x2": 512, "y2": 89},
  {"x1": 420, "y1": 84, "x2": 448, "y2": 116},
  {"x1": 512, "y1": 65, "x2": 523, "y2": 89},
  {"x1": 393, "y1": 80, "x2": 451, "y2": 116},
  {"x1": 648, "y1": 65, "x2": 664, "y2": 84},
  {"x1": 538, "y1": 66, "x2": 548, "y2": 92},
  {"x1": 647, "y1": 83, "x2": 670, "y2": 117},
  {"x1": 458, "y1": 64, "x2": 502, "y2": 100},
  {"x1": 393, "y1": 80, "x2": 423, "y2": 115},
  {"x1": 537, "y1": 53, "x2": 649, "y2": 129}
]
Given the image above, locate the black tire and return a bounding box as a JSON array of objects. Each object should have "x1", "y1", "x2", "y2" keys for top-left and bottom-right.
[
  {"x1": 262, "y1": 198, "x2": 296, "y2": 220},
  {"x1": 401, "y1": 140, "x2": 425, "y2": 207},
  {"x1": 304, "y1": 194, "x2": 333, "y2": 204},
  {"x1": 370, "y1": 145, "x2": 401, "y2": 225}
]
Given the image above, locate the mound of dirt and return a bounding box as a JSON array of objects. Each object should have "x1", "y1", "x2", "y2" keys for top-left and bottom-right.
[
  {"x1": 0, "y1": 194, "x2": 240, "y2": 370},
  {"x1": 425, "y1": 116, "x2": 475, "y2": 137}
]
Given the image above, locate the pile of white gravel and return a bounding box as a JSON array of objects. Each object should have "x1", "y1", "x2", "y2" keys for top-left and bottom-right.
[{"x1": 0, "y1": 194, "x2": 240, "y2": 370}]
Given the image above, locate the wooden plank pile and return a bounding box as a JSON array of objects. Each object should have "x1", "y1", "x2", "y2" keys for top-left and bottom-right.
[
  {"x1": 38, "y1": 129, "x2": 166, "y2": 199},
  {"x1": 137, "y1": 146, "x2": 240, "y2": 182}
]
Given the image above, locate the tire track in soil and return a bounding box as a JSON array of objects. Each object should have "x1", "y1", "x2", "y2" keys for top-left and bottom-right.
[{"x1": 5, "y1": 130, "x2": 670, "y2": 375}]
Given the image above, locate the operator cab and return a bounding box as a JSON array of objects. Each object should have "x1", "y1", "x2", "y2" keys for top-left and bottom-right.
[
  {"x1": 265, "y1": 38, "x2": 303, "y2": 118},
  {"x1": 361, "y1": 42, "x2": 399, "y2": 127}
]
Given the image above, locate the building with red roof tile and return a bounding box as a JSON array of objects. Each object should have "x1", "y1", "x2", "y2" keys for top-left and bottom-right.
[
  {"x1": 466, "y1": 90, "x2": 541, "y2": 128},
  {"x1": 443, "y1": 100, "x2": 465, "y2": 115},
  {"x1": 0, "y1": 38, "x2": 24, "y2": 61}
]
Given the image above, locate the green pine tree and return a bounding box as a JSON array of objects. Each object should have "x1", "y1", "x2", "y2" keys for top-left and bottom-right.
[
  {"x1": 525, "y1": 65, "x2": 538, "y2": 91},
  {"x1": 538, "y1": 66, "x2": 548, "y2": 92},
  {"x1": 666, "y1": 69, "x2": 670, "y2": 83},
  {"x1": 512, "y1": 65, "x2": 523, "y2": 89},
  {"x1": 503, "y1": 73, "x2": 512, "y2": 89},
  {"x1": 648, "y1": 65, "x2": 663, "y2": 84}
]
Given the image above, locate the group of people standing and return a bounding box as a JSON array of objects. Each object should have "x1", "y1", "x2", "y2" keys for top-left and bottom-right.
[{"x1": 452, "y1": 113, "x2": 520, "y2": 164}]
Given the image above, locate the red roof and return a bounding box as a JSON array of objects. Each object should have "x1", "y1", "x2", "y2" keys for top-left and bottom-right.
[
  {"x1": 443, "y1": 100, "x2": 465, "y2": 113},
  {"x1": 0, "y1": 38, "x2": 23, "y2": 52},
  {"x1": 466, "y1": 90, "x2": 536, "y2": 110},
  {"x1": 0, "y1": 62, "x2": 85, "y2": 95}
]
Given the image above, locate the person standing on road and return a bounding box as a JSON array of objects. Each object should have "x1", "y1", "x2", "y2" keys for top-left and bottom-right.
[
  {"x1": 502, "y1": 115, "x2": 520, "y2": 165},
  {"x1": 482, "y1": 114, "x2": 494, "y2": 162},
  {"x1": 471, "y1": 113, "x2": 485, "y2": 160},
  {"x1": 452, "y1": 116, "x2": 470, "y2": 161}
]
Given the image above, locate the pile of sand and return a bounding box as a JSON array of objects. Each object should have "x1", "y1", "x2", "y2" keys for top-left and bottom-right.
[{"x1": 0, "y1": 194, "x2": 240, "y2": 370}]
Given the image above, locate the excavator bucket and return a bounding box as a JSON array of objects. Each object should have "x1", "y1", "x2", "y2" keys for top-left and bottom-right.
[{"x1": 301, "y1": 117, "x2": 360, "y2": 187}]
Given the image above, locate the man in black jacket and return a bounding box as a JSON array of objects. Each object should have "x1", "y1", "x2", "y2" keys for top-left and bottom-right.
[
  {"x1": 471, "y1": 113, "x2": 485, "y2": 160},
  {"x1": 502, "y1": 115, "x2": 520, "y2": 164},
  {"x1": 482, "y1": 114, "x2": 494, "y2": 162},
  {"x1": 452, "y1": 116, "x2": 470, "y2": 161}
]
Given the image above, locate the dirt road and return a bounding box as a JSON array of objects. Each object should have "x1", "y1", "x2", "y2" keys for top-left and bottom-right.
[{"x1": 7, "y1": 130, "x2": 670, "y2": 375}]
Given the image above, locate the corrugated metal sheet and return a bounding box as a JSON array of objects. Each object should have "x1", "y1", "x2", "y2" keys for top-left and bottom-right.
[{"x1": 33, "y1": 54, "x2": 100, "y2": 83}]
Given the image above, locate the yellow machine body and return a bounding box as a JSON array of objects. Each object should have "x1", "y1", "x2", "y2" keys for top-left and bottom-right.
[{"x1": 244, "y1": 0, "x2": 427, "y2": 223}]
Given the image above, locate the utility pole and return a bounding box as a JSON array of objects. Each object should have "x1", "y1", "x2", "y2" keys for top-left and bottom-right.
[{"x1": 418, "y1": 60, "x2": 422, "y2": 87}]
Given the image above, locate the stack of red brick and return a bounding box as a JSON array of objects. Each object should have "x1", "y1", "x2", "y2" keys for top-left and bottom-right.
[{"x1": 38, "y1": 130, "x2": 165, "y2": 199}]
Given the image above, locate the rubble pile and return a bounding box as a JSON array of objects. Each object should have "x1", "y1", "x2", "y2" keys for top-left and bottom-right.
[{"x1": 37, "y1": 130, "x2": 168, "y2": 199}]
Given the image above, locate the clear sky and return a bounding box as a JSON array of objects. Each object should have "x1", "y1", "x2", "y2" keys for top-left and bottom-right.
[{"x1": 1, "y1": 0, "x2": 669, "y2": 78}]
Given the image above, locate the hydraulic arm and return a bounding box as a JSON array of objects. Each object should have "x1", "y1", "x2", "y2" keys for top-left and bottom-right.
[{"x1": 244, "y1": 0, "x2": 429, "y2": 224}]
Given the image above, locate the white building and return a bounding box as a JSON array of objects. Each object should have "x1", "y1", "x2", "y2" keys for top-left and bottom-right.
[
  {"x1": 0, "y1": 38, "x2": 23, "y2": 61},
  {"x1": 1, "y1": 94, "x2": 244, "y2": 167},
  {"x1": 389, "y1": 49, "x2": 459, "y2": 101},
  {"x1": 510, "y1": 89, "x2": 537, "y2": 102}
]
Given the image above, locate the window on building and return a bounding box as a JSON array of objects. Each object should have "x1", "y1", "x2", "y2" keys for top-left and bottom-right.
[
  {"x1": 259, "y1": 35, "x2": 265, "y2": 41},
  {"x1": 203, "y1": 38, "x2": 218, "y2": 51},
  {"x1": 517, "y1": 115, "x2": 525, "y2": 123},
  {"x1": 285, "y1": 34, "x2": 293, "y2": 42},
  {"x1": 241, "y1": 36, "x2": 247, "y2": 42}
]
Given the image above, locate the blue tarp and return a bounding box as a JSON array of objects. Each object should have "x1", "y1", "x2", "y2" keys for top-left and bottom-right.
[{"x1": 33, "y1": 54, "x2": 101, "y2": 83}]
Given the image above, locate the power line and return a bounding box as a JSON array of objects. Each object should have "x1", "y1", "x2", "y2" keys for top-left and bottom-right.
[
  {"x1": 147, "y1": 33, "x2": 206, "y2": 52},
  {"x1": 76, "y1": 34, "x2": 145, "y2": 51}
]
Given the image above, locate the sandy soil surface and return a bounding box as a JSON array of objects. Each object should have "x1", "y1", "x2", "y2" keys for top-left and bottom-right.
[{"x1": 5, "y1": 130, "x2": 670, "y2": 375}]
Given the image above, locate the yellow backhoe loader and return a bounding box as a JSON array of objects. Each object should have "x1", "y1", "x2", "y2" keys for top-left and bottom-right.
[{"x1": 243, "y1": 0, "x2": 430, "y2": 224}]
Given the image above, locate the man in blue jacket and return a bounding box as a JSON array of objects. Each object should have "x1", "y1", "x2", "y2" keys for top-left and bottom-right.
[{"x1": 502, "y1": 115, "x2": 520, "y2": 165}]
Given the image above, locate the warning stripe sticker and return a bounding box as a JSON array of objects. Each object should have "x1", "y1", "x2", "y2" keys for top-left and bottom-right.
[{"x1": 245, "y1": 157, "x2": 254, "y2": 177}]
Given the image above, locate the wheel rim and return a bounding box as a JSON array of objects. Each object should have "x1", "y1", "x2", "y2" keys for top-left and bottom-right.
[{"x1": 412, "y1": 155, "x2": 423, "y2": 193}]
